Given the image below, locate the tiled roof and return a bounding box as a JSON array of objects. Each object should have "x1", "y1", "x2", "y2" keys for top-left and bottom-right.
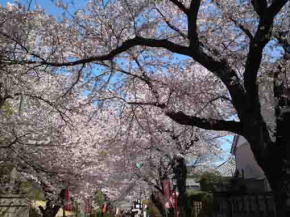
[{"x1": 216, "y1": 156, "x2": 236, "y2": 177}]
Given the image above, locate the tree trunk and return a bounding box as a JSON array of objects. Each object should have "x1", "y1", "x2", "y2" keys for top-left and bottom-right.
[
  {"x1": 240, "y1": 93, "x2": 290, "y2": 217},
  {"x1": 150, "y1": 193, "x2": 167, "y2": 217},
  {"x1": 271, "y1": 97, "x2": 290, "y2": 217},
  {"x1": 245, "y1": 123, "x2": 289, "y2": 217},
  {"x1": 263, "y1": 143, "x2": 286, "y2": 217},
  {"x1": 172, "y1": 156, "x2": 191, "y2": 217},
  {"x1": 263, "y1": 68, "x2": 290, "y2": 217},
  {"x1": 39, "y1": 201, "x2": 60, "y2": 217}
]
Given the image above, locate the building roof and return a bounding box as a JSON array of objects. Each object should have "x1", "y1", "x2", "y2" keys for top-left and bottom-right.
[
  {"x1": 186, "y1": 178, "x2": 200, "y2": 187},
  {"x1": 231, "y1": 135, "x2": 239, "y2": 154},
  {"x1": 216, "y1": 156, "x2": 236, "y2": 177},
  {"x1": 230, "y1": 135, "x2": 248, "y2": 155}
]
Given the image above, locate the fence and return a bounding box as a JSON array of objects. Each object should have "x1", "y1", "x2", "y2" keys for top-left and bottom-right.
[
  {"x1": 192, "y1": 201, "x2": 202, "y2": 217},
  {"x1": 213, "y1": 192, "x2": 276, "y2": 217}
]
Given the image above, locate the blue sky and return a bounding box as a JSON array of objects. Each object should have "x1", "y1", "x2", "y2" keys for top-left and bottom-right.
[
  {"x1": 0, "y1": 0, "x2": 86, "y2": 16},
  {"x1": 0, "y1": 0, "x2": 59, "y2": 14}
]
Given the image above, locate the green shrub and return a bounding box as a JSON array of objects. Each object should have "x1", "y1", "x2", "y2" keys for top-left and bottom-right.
[
  {"x1": 199, "y1": 171, "x2": 221, "y2": 192},
  {"x1": 187, "y1": 190, "x2": 214, "y2": 217},
  {"x1": 147, "y1": 205, "x2": 162, "y2": 217},
  {"x1": 29, "y1": 207, "x2": 41, "y2": 217}
]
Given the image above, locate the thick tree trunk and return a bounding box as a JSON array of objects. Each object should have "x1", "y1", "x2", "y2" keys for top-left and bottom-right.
[
  {"x1": 244, "y1": 123, "x2": 289, "y2": 217},
  {"x1": 263, "y1": 141, "x2": 290, "y2": 217},
  {"x1": 240, "y1": 127, "x2": 285, "y2": 217},
  {"x1": 263, "y1": 68, "x2": 290, "y2": 217},
  {"x1": 263, "y1": 144, "x2": 286, "y2": 217},
  {"x1": 39, "y1": 201, "x2": 61, "y2": 217},
  {"x1": 270, "y1": 94, "x2": 290, "y2": 217}
]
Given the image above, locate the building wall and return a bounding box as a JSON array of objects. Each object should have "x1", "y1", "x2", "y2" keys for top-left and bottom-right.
[
  {"x1": 235, "y1": 143, "x2": 265, "y2": 179},
  {"x1": 233, "y1": 136, "x2": 271, "y2": 191},
  {"x1": 0, "y1": 195, "x2": 29, "y2": 217}
]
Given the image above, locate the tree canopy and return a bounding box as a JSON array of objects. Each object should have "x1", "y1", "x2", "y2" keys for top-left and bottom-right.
[{"x1": 0, "y1": 0, "x2": 290, "y2": 216}]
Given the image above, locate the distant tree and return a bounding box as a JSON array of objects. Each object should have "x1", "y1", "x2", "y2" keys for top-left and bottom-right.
[{"x1": 199, "y1": 171, "x2": 221, "y2": 193}]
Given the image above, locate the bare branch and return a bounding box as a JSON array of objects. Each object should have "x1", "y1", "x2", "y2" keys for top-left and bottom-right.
[
  {"x1": 213, "y1": 1, "x2": 253, "y2": 40},
  {"x1": 230, "y1": 18, "x2": 253, "y2": 40},
  {"x1": 154, "y1": 7, "x2": 188, "y2": 40},
  {"x1": 22, "y1": 93, "x2": 71, "y2": 123},
  {"x1": 62, "y1": 64, "x2": 85, "y2": 98},
  {"x1": 0, "y1": 137, "x2": 18, "y2": 149}
]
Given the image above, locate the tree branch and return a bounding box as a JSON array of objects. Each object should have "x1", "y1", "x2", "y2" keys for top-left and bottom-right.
[
  {"x1": 128, "y1": 100, "x2": 242, "y2": 134},
  {"x1": 154, "y1": 7, "x2": 188, "y2": 40},
  {"x1": 228, "y1": 17, "x2": 254, "y2": 40},
  {"x1": 165, "y1": 110, "x2": 242, "y2": 134},
  {"x1": 244, "y1": 0, "x2": 288, "y2": 112},
  {"x1": 168, "y1": 0, "x2": 188, "y2": 14},
  {"x1": 274, "y1": 31, "x2": 290, "y2": 49},
  {"x1": 0, "y1": 137, "x2": 18, "y2": 149},
  {"x1": 19, "y1": 37, "x2": 190, "y2": 67},
  {"x1": 61, "y1": 64, "x2": 85, "y2": 97},
  {"x1": 251, "y1": 0, "x2": 267, "y2": 17},
  {"x1": 188, "y1": 0, "x2": 201, "y2": 47},
  {"x1": 267, "y1": 0, "x2": 289, "y2": 17},
  {"x1": 17, "y1": 31, "x2": 246, "y2": 117},
  {"x1": 172, "y1": 1, "x2": 246, "y2": 114},
  {"x1": 213, "y1": 1, "x2": 253, "y2": 40}
]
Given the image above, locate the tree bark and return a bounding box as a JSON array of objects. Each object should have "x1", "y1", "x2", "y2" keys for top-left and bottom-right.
[
  {"x1": 241, "y1": 116, "x2": 287, "y2": 217},
  {"x1": 39, "y1": 201, "x2": 61, "y2": 217},
  {"x1": 172, "y1": 156, "x2": 191, "y2": 217},
  {"x1": 260, "y1": 63, "x2": 290, "y2": 217},
  {"x1": 261, "y1": 115, "x2": 290, "y2": 217},
  {"x1": 150, "y1": 193, "x2": 167, "y2": 217}
]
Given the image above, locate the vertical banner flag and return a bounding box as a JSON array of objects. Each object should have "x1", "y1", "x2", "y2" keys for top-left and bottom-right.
[
  {"x1": 172, "y1": 191, "x2": 179, "y2": 217},
  {"x1": 162, "y1": 179, "x2": 172, "y2": 208},
  {"x1": 102, "y1": 202, "x2": 108, "y2": 213},
  {"x1": 64, "y1": 184, "x2": 73, "y2": 211},
  {"x1": 85, "y1": 198, "x2": 92, "y2": 214}
]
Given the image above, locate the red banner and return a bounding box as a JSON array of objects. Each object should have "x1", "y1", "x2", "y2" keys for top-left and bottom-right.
[
  {"x1": 102, "y1": 202, "x2": 108, "y2": 213},
  {"x1": 172, "y1": 191, "x2": 179, "y2": 217},
  {"x1": 85, "y1": 198, "x2": 92, "y2": 214},
  {"x1": 162, "y1": 179, "x2": 172, "y2": 208},
  {"x1": 64, "y1": 185, "x2": 73, "y2": 211}
]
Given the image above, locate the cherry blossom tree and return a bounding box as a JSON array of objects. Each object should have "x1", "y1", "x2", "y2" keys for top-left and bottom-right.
[
  {"x1": 0, "y1": 5, "x2": 101, "y2": 216},
  {"x1": 2, "y1": 0, "x2": 290, "y2": 215},
  {"x1": 1, "y1": 94, "x2": 114, "y2": 217},
  {"x1": 90, "y1": 101, "x2": 222, "y2": 217}
]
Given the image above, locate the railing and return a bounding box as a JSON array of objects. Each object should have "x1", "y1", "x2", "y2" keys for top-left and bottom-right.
[{"x1": 192, "y1": 201, "x2": 202, "y2": 217}]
